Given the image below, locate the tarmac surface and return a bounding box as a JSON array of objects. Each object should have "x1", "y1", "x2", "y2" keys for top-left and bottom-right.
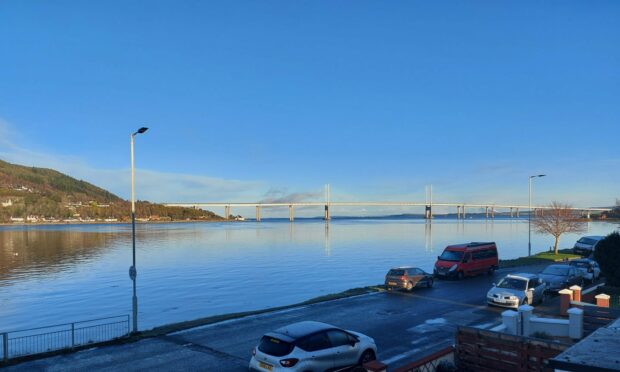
[{"x1": 6, "y1": 264, "x2": 557, "y2": 372}]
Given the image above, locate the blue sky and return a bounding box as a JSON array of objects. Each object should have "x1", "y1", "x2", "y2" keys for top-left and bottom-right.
[{"x1": 0, "y1": 1, "x2": 618, "y2": 216}]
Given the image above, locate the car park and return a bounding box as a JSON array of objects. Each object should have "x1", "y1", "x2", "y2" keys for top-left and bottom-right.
[
  {"x1": 249, "y1": 321, "x2": 377, "y2": 372},
  {"x1": 539, "y1": 264, "x2": 584, "y2": 293},
  {"x1": 385, "y1": 267, "x2": 434, "y2": 291},
  {"x1": 434, "y1": 242, "x2": 499, "y2": 280},
  {"x1": 487, "y1": 273, "x2": 546, "y2": 308},
  {"x1": 569, "y1": 258, "x2": 601, "y2": 283},
  {"x1": 573, "y1": 236, "x2": 604, "y2": 256}
]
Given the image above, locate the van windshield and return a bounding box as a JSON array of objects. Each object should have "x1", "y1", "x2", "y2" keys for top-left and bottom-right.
[{"x1": 438, "y1": 250, "x2": 464, "y2": 262}]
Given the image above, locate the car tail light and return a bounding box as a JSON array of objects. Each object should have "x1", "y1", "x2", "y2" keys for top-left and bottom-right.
[
  {"x1": 252, "y1": 347, "x2": 256, "y2": 356},
  {"x1": 280, "y1": 358, "x2": 299, "y2": 367},
  {"x1": 400, "y1": 276, "x2": 407, "y2": 281}
]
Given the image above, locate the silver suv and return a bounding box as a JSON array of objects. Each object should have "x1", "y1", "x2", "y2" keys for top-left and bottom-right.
[
  {"x1": 573, "y1": 236, "x2": 604, "y2": 256},
  {"x1": 249, "y1": 321, "x2": 377, "y2": 372},
  {"x1": 487, "y1": 273, "x2": 546, "y2": 308}
]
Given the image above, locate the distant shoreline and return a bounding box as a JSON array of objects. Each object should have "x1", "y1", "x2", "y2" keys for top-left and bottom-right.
[
  {"x1": 2, "y1": 215, "x2": 616, "y2": 227},
  {"x1": 0, "y1": 219, "x2": 228, "y2": 227}
]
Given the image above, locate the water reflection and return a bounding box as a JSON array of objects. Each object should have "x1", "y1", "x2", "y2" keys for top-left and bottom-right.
[{"x1": 0, "y1": 229, "x2": 122, "y2": 286}]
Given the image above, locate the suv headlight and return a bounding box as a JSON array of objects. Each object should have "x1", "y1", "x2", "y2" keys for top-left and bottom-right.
[{"x1": 449, "y1": 264, "x2": 457, "y2": 271}]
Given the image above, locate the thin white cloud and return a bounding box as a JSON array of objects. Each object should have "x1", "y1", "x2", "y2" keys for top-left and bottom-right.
[{"x1": 0, "y1": 118, "x2": 265, "y2": 203}]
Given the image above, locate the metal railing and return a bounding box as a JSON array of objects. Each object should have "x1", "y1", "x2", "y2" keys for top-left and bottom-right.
[{"x1": 1, "y1": 315, "x2": 130, "y2": 361}]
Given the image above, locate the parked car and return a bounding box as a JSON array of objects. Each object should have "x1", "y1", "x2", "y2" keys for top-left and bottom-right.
[
  {"x1": 539, "y1": 264, "x2": 584, "y2": 293},
  {"x1": 385, "y1": 267, "x2": 434, "y2": 291},
  {"x1": 487, "y1": 273, "x2": 546, "y2": 308},
  {"x1": 434, "y1": 242, "x2": 499, "y2": 280},
  {"x1": 569, "y1": 258, "x2": 601, "y2": 283},
  {"x1": 249, "y1": 321, "x2": 377, "y2": 372},
  {"x1": 573, "y1": 236, "x2": 605, "y2": 256}
]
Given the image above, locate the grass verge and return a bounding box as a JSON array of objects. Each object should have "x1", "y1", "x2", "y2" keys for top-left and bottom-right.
[
  {"x1": 499, "y1": 249, "x2": 582, "y2": 269},
  {"x1": 141, "y1": 286, "x2": 384, "y2": 337}
]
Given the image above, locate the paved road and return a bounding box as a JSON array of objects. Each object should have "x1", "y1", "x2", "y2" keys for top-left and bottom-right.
[{"x1": 7, "y1": 265, "x2": 556, "y2": 372}]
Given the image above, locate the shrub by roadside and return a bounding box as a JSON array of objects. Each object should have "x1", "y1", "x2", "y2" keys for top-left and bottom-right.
[{"x1": 594, "y1": 232, "x2": 620, "y2": 287}]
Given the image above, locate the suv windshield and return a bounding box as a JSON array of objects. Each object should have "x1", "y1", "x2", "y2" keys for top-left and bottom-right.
[
  {"x1": 438, "y1": 250, "x2": 464, "y2": 262},
  {"x1": 578, "y1": 238, "x2": 597, "y2": 245},
  {"x1": 497, "y1": 277, "x2": 527, "y2": 291},
  {"x1": 570, "y1": 261, "x2": 589, "y2": 268},
  {"x1": 542, "y1": 266, "x2": 569, "y2": 276},
  {"x1": 258, "y1": 336, "x2": 293, "y2": 357},
  {"x1": 388, "y1": 269, "x2": 405, "y2": 276}
]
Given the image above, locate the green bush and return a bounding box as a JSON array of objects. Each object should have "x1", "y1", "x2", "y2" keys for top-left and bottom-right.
[{"x1": 594, "y1": 232, "x2": 620, "y2": 286}]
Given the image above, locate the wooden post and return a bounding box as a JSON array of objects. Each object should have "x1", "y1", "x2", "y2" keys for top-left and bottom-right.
[
  {"x1": 570, "y1": 285, "x2": 582, "y2": 303},
  {"x1": 559, "y1": 289, "x2": 573, "y2": 316},
  {"x1": 595, "y1": 294, "x2": 610, "y2": 308},
  {"x1": 363, "y1": 360, "x2": 388, "y2": 372}
]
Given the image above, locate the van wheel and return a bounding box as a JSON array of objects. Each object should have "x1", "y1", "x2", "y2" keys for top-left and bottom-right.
[
  {"x1": 457, "y1": 271, "x2": 464, "y2": 280},
  {"x1": 406, "y1": 281, "x2": 413, "y2": 291}
]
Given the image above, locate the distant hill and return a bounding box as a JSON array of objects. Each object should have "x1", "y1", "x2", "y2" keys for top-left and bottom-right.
[{"x1": 0, "y1": 159, "x2": 222, "y2": 223}]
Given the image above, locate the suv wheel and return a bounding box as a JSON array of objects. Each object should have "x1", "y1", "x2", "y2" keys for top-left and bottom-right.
[{"x1": 359, "y1": 349, "x2": 376, "y2": 365}]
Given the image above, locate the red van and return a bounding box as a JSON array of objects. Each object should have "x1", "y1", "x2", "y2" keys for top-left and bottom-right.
[{"x1": 434, "y1": 242, "x2": 499, "y2": 280}]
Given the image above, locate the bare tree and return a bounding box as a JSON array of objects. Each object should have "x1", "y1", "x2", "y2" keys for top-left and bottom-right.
[{"x1": 533, "y1": 202, "x2": 586, "y2": 255}]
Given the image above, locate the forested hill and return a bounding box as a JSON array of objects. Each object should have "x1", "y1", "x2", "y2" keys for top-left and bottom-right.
[{"x1": 0, "y1": 159, "x2": 222, "y2": 222}]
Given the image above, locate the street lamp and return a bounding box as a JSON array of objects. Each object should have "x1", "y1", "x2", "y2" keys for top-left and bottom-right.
[
  {"x1": 528, "y1": 174, "x2": 546, "y2": 256},
  {"x1": 130, "y1": 126, "x2": 148, "y2": 333}
]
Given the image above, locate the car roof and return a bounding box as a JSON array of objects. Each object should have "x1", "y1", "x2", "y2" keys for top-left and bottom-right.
[
  {"x1": 545, "y1": 264, "x2": 570, "y2": 269},
  {"x1": 507, "y1": 273, "x2": 537, "y2": 280},
  {"x1": 446, "y1": 242, "x2": 495, "y2": 250},
  {"x1": 390, "y1": 266, "x2": 417, "y2": 270},
  {"x1": 582, "y1": 236, "x2": 605, "y2": 240},
  {"x1": 270, "y1": 321, "x2": 335, "y2": 341}
]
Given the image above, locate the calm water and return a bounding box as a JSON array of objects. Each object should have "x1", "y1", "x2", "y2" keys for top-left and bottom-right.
[{"x1": 0, "y1": 219, "x2": 617, "y2": 331}]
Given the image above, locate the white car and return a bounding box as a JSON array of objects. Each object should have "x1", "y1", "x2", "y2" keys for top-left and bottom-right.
[
  {"x1": 569, "y1": 259, "x2": 601, "y2": 283},
  {"x1": 249, "y1": 321, "x2": 377, "y2": 372},
  {"x1": 573, "y1": 236, "x2": 604, "y2": 256}
]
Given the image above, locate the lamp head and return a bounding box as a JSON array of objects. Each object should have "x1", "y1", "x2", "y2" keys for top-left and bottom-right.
[{"x1": 133, "y1": 127, "x2": 149, "y2": 135}]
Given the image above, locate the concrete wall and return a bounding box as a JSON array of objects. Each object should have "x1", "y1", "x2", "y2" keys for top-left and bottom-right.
[{"x1": 501, "y1": 305, "x2": 583, "y2": 340}]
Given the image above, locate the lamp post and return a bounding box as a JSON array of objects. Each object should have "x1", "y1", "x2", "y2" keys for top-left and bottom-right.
[
  {"x1": 130, "y1": 126, "x2": 148, "y2": 333},
  {"x1": 528, "y1": 174, "x2": 546, "y2": 256}
]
